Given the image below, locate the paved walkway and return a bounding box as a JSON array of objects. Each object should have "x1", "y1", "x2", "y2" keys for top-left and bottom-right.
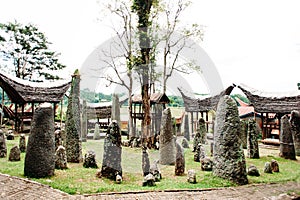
[{"x1": 0, "y1": 173, "x2": 299, "y2": 200}]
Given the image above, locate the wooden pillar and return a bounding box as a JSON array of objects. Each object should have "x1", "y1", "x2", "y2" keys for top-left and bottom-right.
[
  {"x1": 206, "y1": 111, "x2": 209, "y2": 131},
  {"x1": 14, "y1": 103, "x2": 18, "y2": 132},
  {"x1": 191, "y1": 112, "x2": 194, "y2": 133},
  {"x1": 1, "y1": 89, "x2": 4, "y2": 125}
]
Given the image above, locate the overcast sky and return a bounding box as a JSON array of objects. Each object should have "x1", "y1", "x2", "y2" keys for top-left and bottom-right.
[{"x1": 1, "y1": 0, "x2": 300, "y2": 95}]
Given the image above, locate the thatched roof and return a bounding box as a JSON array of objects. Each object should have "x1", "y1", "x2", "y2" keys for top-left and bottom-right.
[
  {"x1": 86, "y1": 102, "x2": 112, "y2": 119},
  {"x1": 237, "y1": 84, "x2": 300, "y2": 114},
  {"x1": 0, "y1": 72, "x2": 71, "y2": 104},
  {"x1": 179, "y1": 85, "x2": 234, "y2": 112},
  {"x1": 132, "y1": 93, "x2": 170, "y2": 105}
]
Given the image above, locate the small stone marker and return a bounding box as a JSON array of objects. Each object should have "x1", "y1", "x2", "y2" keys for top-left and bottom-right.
[
  {"x1": 201, "y1": 157, "x2": 213, "y2": 171},
  {"x1": 181, "y1": 137, "x2": 189, "y2": 148},
  {"x1": 264, "y1": 162, "x2": 273, "y2": 174},
  {"x1": 8, "y1": 145, "x2": 20, "y2": 161},
  {"x1": 142, "y1": 173, "x2": 156, "y2": 187},
  {"x1": 150, "y1": 160, "x2": 162, "y2": 182},
  {"x1": 187, "y1": 169, "x2": 197, "y2": 184},
  {"x1": 83, "y1": 150, "x2": 98, "y2": 168},
  {"x1": 247, "y1": 164, "x2": 260, "y2": 176},
  {"x1": 270, "y1": 159, "x2": 279, "y2": 172}
]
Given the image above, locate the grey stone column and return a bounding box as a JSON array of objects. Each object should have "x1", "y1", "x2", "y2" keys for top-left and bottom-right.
[{"x1": 280, "y1": 115, "x2": 296, "y2": 160}]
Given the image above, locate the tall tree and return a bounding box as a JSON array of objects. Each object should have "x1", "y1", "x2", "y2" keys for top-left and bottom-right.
[
  {"x1": 132, "y1": 0, "x2": 157, "y2": 147},
  {"x1": 0, "y1": 21, "x2": 66, "y2": 81},
  {"x1": 99, "y1": 0, "x2": 136, "y2": 138},
  {"x1": 154, "y1": 0, "x2": 203, "y2": 93}
]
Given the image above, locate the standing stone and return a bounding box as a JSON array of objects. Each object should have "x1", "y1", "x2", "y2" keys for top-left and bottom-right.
[
  {"x1": 81, "y1": 100, "x2": 87, "y2": 142},
  {"x1": 175, "y1": 142, "x2": 185, "y2": 176},
  {"x1": 198, "y1": 118, "x2": 208, "y2": 144},
  {"x1": 54, "y1": 130, "x2": 63, "y2": 150},
  {"x1": 194, "y1": 144, "x2": 206, "y2": 162},
  {"x1": 247, "y1": 119, "x2": 260, "y2": 158},
  {"x1": 8, "y1": 145, "x2": 20, "y2": 161},
  {"x1": 65, "y1": 70, "x2": 82, "y2": 163},
  {"x1": 264, "y1": 162, "x2": 273, "y2": 173},
  {"x1": 55, "y1": 145, "x2": 68, "y2": 170},
  {"x1": 19, "y1": 134, "x2": 26, "y2": 153},
  {"x1": 111, "y1": 93, "x2": 121, "y2": 128},
  {"x1": 240, "y1": 120, "x2": 248, "y2": 149},
  {"x1": 280, "y1": 115, "x2": 296, "y2": 160},
  {"x1": 270, "y1": 159, "x2": 279, "y2": 172},
  {"x1": 210, "y1": 142, "x2": 214, "y2": 156},
  {"x1": 184, "y1": 114, "x2": 190, "y2": 141},
  {"x1": 0, "y1": 129, "x2": 7, "y2": 158},
  {"x1": 181, "y1": 137, "x2": 189, "y2": 148},
  {"x1": 159, "y1": 108, "x2": 176, "y2": 165},
  {"x1": 83, "y1": 150, "x2": 98, "y2": 168},
  {"x1": 290, "y1": 110, "x2": 300, "y2": 156},
  {"x1": 93, "y1": 123, "x2": 101, "y2": 140},
  {"x1": 213, "y1": 95, "x2": 248, "y2": 185},
  {"x1": 24, "y1": 103, "x2": 55, "y2": 178},
  {"x1": 100, "y1": 121, "x2": 122, "y2": 180},
  {"x1": 187, "y1": 169, "x2": 197, "y2": 184},
  {"x1": 142, "y1": 146, "x2": 150, "y2": 176}
]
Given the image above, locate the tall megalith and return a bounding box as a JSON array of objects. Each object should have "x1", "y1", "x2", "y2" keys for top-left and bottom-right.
[
  {"x1": 24, "y1": 103, "x2": 55, "y2": 178},
  {"x1": 65, "y1": 70, "x2": 82, "y2": 163},
  {"x1": 159, "y1": 108, "x2": 176, "y2": 165},
  {"x1": 213, "y1": 95, "x2": 248, "y2": 185},
  {"x1": 280, "y1": 115, "x2": 296, "y2": 160}
]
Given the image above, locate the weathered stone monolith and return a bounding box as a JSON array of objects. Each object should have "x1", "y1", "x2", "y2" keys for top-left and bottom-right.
[
  {"x1": 264, "y1": 162, "x2": 272, "y2": 173},
  {"x1": 271, "y1": 159, "x2": 279, "y2": 172},
  {"x1": 65, "y1": 70, "x2": 82, "y2": 163},
  {"x1": 142, "y1": 146, "x2": 150, "y2": 176},
  {"x1": 213, "y1": 95, "x2": 248, "y2": 185},
  {"x1": 93, "y1": 123, "x2": 100, "y2": 140},
  {"x1": 279, "y1": 115, "x2": 296, "y2": 160},
  {"x1": 81, "y1": 100, "x2": 87, "y2": 142},
  {"x1": 54, "y1": 130, "x2": 63, "y2": 150},
  {"x1": 175, "y1": 142, "x2": 185, "y2": 176},
  {"x1": 24, "y1": 103, "x2": 55, "y2": 178},
  {"x1": 9, "y1": 145, "x2": 20, "y2": 161},
  {"x1": 181, "y1": 137, "x2": 189, "y2": 148},
  {"x1": 184, "y1": 114, "x2": 190, "y2": 141},
  {"x1": 0, "y1": 129, "x2": 7, "y2": 158},
  {"x1": 290, "y1": 110, "x2": 300, "y2": 156},
  {"x1": 247, "y1": 119, "x2": 260, "y2": 158},
  {"x1": 55, "y1": 145, "x2": 68, "y2": 170},
  {"x1": 159, "y1": 108, "x2": 176, "y2": 165},
  {"x1": 194, "y1": 143, "x2": 206, "y2": 162},
  {"x1": 150, "y1": 160, "x2": 161, "y2": 182},
  {"x1": 100, "y1": 121, "x2": 122, "y2": 180},
  {"x1": 83, "y1": 150, "x2": 98, "y2": 168},
  {"x1": 19, "y1": 134, "x2": 26, "y2": 153},
  {"x1": 240, "y1": 120, "x2": 248, "y2": 149}
]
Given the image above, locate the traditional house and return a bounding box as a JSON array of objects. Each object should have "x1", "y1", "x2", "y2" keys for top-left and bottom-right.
[{"x1": 0, "y1": 72, "x2": 71, "y2": 132}]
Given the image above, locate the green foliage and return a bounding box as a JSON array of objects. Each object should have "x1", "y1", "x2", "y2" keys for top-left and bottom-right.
[
  {"x1": 0, "y1": 21, "x2": 66, "y2": 81},
  {"x1": 168, "y1": 95, "x2": 184, "y2": 107}
]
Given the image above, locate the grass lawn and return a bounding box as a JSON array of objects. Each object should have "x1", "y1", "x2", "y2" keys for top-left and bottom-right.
[{"x1": 1, "y1": 135, "x2": 300, "y2": 195}]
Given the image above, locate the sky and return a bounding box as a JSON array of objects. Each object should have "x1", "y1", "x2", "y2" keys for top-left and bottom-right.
[{"x1": 1, "y1": 0, "x2": 300, "y2": 95}]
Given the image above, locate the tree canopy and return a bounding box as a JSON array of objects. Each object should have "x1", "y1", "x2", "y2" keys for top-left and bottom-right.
[{"x1": 0, "y1": 21, "x2": 66, "y2": 82}]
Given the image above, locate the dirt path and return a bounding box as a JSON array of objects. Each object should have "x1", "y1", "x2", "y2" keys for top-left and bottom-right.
[{"x1": 1, "y1": 172, "x2": 299, "y2": 200}]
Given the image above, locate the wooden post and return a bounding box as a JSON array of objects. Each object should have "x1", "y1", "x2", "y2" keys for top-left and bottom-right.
[
  {"x1": 1, "y1": 89, "x2": 4, "y2": 125},
  {"x1": 14, "y1": 103, "x2": 18, "y2": 132}
]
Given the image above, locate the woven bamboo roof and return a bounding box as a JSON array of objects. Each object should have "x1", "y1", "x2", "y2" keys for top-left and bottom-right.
[
  {"x1": 179, "y1": 85, "x2": 235, "y2": 112},
  {"x1": 237, "y1": 84, "x2": 300, "y2": 114},
  {"x1": 0, "y1": 72, "x2": 71, "y2": 104}
]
